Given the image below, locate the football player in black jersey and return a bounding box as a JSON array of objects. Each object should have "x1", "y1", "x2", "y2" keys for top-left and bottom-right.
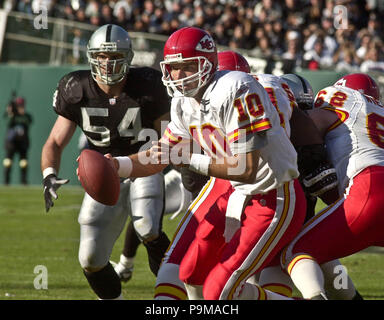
[
  {"x1": 41, "y1": 24, "x2": 171, "y2": 300},
  {"x1": 3, "y1": 96, "x2": 32, "y2": 185}
]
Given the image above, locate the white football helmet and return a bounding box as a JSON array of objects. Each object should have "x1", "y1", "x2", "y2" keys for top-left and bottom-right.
[
  {"x1": 87, "y1": 24, "x2": 134, "y2": 85},
  {"x1": 280, "y1": 74, "x2": 314, "y2": 110}
]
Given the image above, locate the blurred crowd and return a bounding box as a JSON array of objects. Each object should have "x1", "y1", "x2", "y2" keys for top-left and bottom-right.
[{"x1": 3, "y1": 0, "x2": 384, "y2": 72}]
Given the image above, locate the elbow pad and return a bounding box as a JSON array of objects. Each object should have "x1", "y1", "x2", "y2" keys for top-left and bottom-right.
[
  {"x1": 302, "y1": 163, "x2": 338, "y2": 197},
  {"x1": 296, "y1": 144, "x2": 338, "y2": 197}
]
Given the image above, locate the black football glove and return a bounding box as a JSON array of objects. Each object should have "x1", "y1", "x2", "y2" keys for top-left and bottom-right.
[
  {"x1": 43, "y1": 174, "x2": 69, "y2": 212},
  {"x1": 302, "y1": 163, "x2": 338, "y2": 197}
]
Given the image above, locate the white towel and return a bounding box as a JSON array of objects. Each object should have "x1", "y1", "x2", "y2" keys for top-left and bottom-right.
[{"x1": 223, "y1": 190, "x2": 250, "y2": 243}]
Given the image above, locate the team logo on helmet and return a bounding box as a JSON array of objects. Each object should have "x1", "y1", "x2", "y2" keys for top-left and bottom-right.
[
  {"x1": 196, "y1": 35, "x2": 215, "y2": 53},
  {"x1": 334, "y1": 79, "x2": 346, "y2": 87}
]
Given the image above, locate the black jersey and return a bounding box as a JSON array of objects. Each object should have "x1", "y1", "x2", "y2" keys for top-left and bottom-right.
[
  {"x1": 5, "y1": 113, "x2": 32, "y2": 142},
  {"x1": 53, "y1": 67, "x2": 170, "y2": 156}
]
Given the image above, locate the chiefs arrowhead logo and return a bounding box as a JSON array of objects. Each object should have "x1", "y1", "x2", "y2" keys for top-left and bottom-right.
[{"x1": 196, "y1": 35, "x2": 215, "y2": 53}]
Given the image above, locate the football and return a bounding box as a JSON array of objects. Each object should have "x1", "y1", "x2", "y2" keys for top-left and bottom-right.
[{"x1": 78, "y1": 149, "x2": 120, "y2": 206}]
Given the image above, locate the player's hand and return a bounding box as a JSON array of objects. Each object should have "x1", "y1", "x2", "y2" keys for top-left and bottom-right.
[
  {"x1": 150, "y1": 141, "x2": 171, "y2": 164},
  {"x1": 104, "y1": 153, "x2": 119, "y2": 170},
  {"x1": 43, "y1": 174, "x2": 69, "y2": 212},
  {"x1": 302, "y1": 163, "x2": 338, "y2": 198},
  {"x1": 76, "y1": 156, "x2": 81, "y2": 180},
  {"x1": 150, "y1": 141, "x2": 190, "y2": 167}
]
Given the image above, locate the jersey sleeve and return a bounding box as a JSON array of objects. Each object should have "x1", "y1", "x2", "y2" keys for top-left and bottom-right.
[
  {"x1": 225, "y1": 78, "x2": 272, "y2": 154},
  {"x1": 53, "y1": 73, "x2": 83, "y2": 123},
  {"x1": 160, "y1": 100, "x2": 191, "y2": 147}
]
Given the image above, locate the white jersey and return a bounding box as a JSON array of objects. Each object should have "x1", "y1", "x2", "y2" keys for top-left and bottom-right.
[
  {"x1": 255, "y1": 73, "x2": 297, "y2": 137},
  {"x1": 314, "y1": 85, "x2": 384, "y2": 193},
  {"x1": 164, "y1": 70, "x2": 299, "y2": 195}
]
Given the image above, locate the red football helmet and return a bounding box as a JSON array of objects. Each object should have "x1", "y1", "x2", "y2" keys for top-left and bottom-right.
[
  {"x1": 160, "y1": 27, "x2": 217, "y2": 97},
  {"x1": 333, "y1": 73, "x2": 380, "y2": 100},
  {"x1": 217, "y1": 50, "x2": 251, "y2": 73}
]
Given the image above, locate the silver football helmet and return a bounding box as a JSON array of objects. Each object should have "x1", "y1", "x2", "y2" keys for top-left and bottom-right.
[
  {"x1": 280, "y1": 74, "x2": 314, "y2": 110},
  {"x1": 87, "y1": 24, "x2": 134, "y2": 85}
]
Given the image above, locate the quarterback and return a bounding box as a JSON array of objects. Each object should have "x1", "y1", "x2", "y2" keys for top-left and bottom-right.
[
  {"x1": 152, "y1": 51, "x2": 344, "y2": 300},
  {"x1": 106, "y1": 27, "x2": 306, "y2": 300}
]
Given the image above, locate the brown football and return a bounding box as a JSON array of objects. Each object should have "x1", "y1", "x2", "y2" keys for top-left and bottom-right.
[{"x1": 78, "y1": 149, "x2": 120, "y2": 206}]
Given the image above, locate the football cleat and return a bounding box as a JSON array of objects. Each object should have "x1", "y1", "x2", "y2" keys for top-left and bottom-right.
[{"x1": 110, "y1": 260, "x2": 134, "y2": 283}]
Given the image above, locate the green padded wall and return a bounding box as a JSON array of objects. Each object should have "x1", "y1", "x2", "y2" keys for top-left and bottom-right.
[{"x1": 0, "y1": 64, "x2": 86, "y2": 186}]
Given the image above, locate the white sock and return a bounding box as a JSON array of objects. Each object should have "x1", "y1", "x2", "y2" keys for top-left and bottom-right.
[
  {"x1": 184, "y1": 283, "x2": 204, "y2": 300},
  {"x1": 237, "y1": 283, "x2": 293, "y2": 300},
  {"x1": 259, "y1": 265, "x2": 294, "y2": 297},
  {"x1": 246, "y1": 272, "x2": 260, "y2": 285},
  {"x1": 119, "y1": 254, "x2": 134, "y2": 268},
  {"x1": 290, "y1": 258, "x2": 326, "y2": 299}
]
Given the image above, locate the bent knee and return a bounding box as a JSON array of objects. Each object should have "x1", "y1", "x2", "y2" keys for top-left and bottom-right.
[
  {"x1": 3, "y1": 158, "x2": 12, "y2": 168},
  {"x1": 78, "y1": 242, "x2": 108, "y2": 272},
  {"x1": 203, "y1": 264, "x2": 231, "y2": 300},
  {"x1": 19, "y1": 159, "x2": 28, "y2": 168},
  {"x1": 79, "y1": 254, "x2": 107, "y2": 272},
  {"x1": 82, "y1": 265, "x2": 104, "y2": 273},
  {"x1": 142, "y1": 233, "x2": 160, "y2": 243},
  {"x1": 133, "y1": 221, "x2": 159, "y2": 243}
]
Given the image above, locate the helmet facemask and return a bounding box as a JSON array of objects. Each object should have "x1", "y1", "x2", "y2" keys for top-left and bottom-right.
[
  {"x1": 87, "y1": 43, "x2": 133, "y2": 85},
  {"x1": 160, "y1": 55, "x2": 213, "y2": 97}
]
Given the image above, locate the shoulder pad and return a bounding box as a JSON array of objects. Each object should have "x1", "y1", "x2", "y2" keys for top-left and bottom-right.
[{"x1": 58, "y1": 72, "x2": 84, "y2": 104}]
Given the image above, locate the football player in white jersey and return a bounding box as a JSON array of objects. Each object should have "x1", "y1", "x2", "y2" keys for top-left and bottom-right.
[
  {"x1": 281, "y1": 73, "x2": 384, "y2": 299},
  {"x1": 104, "y1": 27, "x2": 307, "y2": 300},
  {"x1": 241, "y1": 68, "x2": 352, "y2": 299},
  {"x1": 150, "y1": 49, "x2": 353, "y2": 300},
  {"x1": 280, "y1": 73, "x2": 363, "y2": 300}
]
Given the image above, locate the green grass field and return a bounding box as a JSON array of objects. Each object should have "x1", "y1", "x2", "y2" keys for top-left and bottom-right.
[{"x1": 0, "y1": 185, "x2": 383, "y2": 300}]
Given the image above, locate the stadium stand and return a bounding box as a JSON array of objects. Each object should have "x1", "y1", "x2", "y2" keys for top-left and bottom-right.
[{"x1": 1, "y1": 0, "x2": 384, "y2": 72}]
